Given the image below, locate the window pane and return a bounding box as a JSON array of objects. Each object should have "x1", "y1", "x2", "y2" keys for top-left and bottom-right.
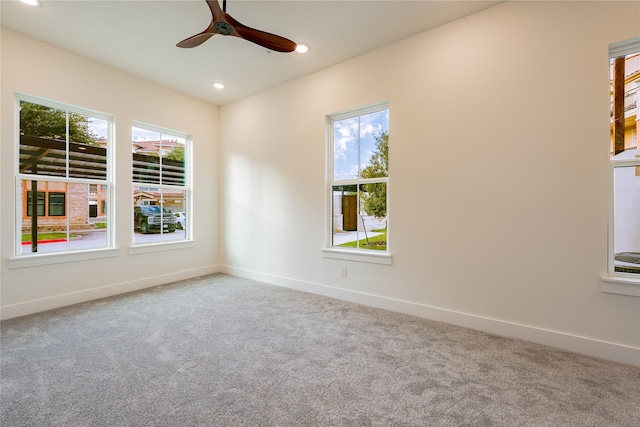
[
  {"x1": 333, "y1": 117, "x2": 359, "y2": 181},
  {"x1": 358, "y1": 182, "x2": 388, "y2": 251},
  {"x1": 68, "y1": 115, "x2": 107, "y2": 180},
  {"x1": 20, "y1": 180, "x2": 108, "y2": 254},
  {"x1": 359, "y1": 110, "x2": 390, "y2": 179},
  {"x1": 20, "y1": 102, "x2": 68, "y2": 178},
  {"x1": 333, "y1": 111, "x2": 389, "y2": 182},
  {"x1": 161, "y1": 135, "x2": 186, "y2": 186},
  {"x1": 331, "y1": 183, "x2": 387, "y2": 251},
  {"x1": 132, "y1": 127, "x2": 161, "y2": 185},
  {"x1": 132, "y1": 127, "x2": 186, "y2": 186},
  {"x1": 19, "y1": 101, "x2": 107, "y2": 180},
  {"x1": 332, "y1": 184, "x2": 358, "y2": 246},
  {"x1": 610, "y1": 53, "x2": 640, "y2": 157},
  {"x1": 133, "y1": 187, "x2": 186, "y2": 244},
  {"x1": 168, "y1": 191, "x2": 188, "y2": 239},
  {"x1": 613, "y1": 164, "x2": 640, "y2": 274}
]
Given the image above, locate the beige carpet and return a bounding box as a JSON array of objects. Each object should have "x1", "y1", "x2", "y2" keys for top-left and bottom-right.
[{"x1": 2, "y1": 273, "x2": 639, "y2": 426}]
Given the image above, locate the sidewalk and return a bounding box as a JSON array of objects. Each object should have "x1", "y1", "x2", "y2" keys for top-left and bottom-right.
[{"x1": 332, "y1": 230, "x2": 383, "y2": 245}]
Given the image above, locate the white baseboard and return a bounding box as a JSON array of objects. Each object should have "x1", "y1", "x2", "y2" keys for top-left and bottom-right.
[
  {"x1": 0, "y1": 265, "x2": 221, "y2": 321},
  {"x1": 221, "y1": 265, "x2": 640, "y2": 367}
]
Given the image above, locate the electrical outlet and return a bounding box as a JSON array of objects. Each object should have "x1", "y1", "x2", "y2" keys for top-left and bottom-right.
[{"x1": 340, "y1": 266, "x2": 347, "y2": 278}]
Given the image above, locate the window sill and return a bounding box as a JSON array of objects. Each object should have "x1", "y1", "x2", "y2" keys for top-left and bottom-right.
[
  {"x1": 129, "y1": 240, "x2": 195, "y2": 255},
  {"x1": 9, "y1": 247, "x2": 120, "y2": 269},
  {"x1": 600, "y1": 275, "x2": 640, "y2": 297},
  {"x1": 322, "y1": 248, "x2": 392, "y2": 265}
]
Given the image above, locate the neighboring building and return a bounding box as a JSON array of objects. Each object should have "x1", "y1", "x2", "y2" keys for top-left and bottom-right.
[
  {"x1": 20, "y1": 181, "x2": 96, "y2": 233},
  {"x1": 132, "y1": 139, "x2": 181, "y2": 156},
  {"x1": 133, "y1": 188, "x2": 185, "y2": 213}
]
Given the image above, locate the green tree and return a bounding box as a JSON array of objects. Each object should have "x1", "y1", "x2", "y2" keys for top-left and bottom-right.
[
  {"x1": 359, "y1": 131, "x2": 388, "y2": 218},
  {"x1": 19, "y1": 101, "x2": 98, "y2": 144},
  {"x1": 164, "y1": 145, "x2": 184, "y2": 161}
]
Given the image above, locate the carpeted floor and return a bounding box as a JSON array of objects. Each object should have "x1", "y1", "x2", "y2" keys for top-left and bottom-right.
[{"x1": 1, "y1": 273, "x2": 639, "y2": 426}]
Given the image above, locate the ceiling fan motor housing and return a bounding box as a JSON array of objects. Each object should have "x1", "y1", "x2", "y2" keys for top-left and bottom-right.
[{"x1": 214, "y1": 21, "x2": 234, "y2": 35}]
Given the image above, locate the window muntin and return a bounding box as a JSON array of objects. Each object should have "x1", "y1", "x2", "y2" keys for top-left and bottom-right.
[
  {"x1": 609, "y1": 37, "x2": 640, "y2": 277},
  {"x1": 16, "y1": 95, "x2": 112, "y2": 256},
  {"x1": 132, "y1": 124, "x2": 190, "y2": 245},
  {"x1": 329, "y1": 104, "x2": 389, "y2": 253}
]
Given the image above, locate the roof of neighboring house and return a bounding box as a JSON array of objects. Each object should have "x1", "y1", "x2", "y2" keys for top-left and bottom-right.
[{"x1": 132, "y1": 139, "x2": 181, "y2": 154}]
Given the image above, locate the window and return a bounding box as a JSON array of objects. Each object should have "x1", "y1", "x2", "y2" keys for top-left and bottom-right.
[
  {"x1": 15, "y1": 95, "x2": 113, "y2": 256},
  {"x1": 608, "y1": 37, "x2": 640, "y2": 285},
  {"x1": 327, "y1": 102, "x2": 389, "y2": 258},
  {"x1": 48, "y1": 192, "x2": 66, "y2": 216},
  {"x1": 26, "y1": 191, "x2": 45, "y2": 217},
  {"x1": 132, "y1": 123, "x2": 190, "y2": 245}
]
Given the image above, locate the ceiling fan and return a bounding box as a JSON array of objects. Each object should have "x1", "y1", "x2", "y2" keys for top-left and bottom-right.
[{"x1": 177, "y1": 0, "x2": 297, "y2": 53}]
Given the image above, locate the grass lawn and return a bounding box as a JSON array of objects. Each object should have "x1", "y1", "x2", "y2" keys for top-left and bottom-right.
[
  {"x1": 21, "y1": 232, "x2": 75, "y2": 242},
  {"x1": 338, "y1": 232, "x2": 387, "y2": 251}
]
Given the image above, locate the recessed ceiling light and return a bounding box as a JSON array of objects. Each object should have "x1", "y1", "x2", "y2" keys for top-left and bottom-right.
[
  {"x1": 212, "y1": 82, "x2": 225, "y2": 89},
  {"x1": 295, "y1": 44, "x2": 309, "y2": 54},
  {"x1": 20, "y1": 0, "x2": 40, "y2": 6}
]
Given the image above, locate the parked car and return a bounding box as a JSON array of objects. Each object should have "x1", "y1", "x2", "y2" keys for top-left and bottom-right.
[
  {"x1": 174, "y1": 212, "x2": 186, "y2": 230},
  {"x1": 614, "y1": 252, "x2": 640, "y2": 274},
  {"x1": 134, "y1": 206, "x2": 176, "y2": 233}
]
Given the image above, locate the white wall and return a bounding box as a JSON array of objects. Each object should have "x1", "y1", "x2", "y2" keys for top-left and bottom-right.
[
  {"x1": 1, "y1": 28, "x2": 220, "y2": 318},
  {"x1": 219, "y1": 1, "x2": 640, "y2": 365}
]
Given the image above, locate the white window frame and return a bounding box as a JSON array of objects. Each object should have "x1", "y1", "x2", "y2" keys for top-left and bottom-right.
[
  {"x1": 601, "y1": 37, "x2": 640, "y2": 297},
  {"x1": 9, "y1": 93, "x2": 118, "y2": 269},
  {"x1": 129, "y1": 121, "x2": 193, "y2": 254},
  {"x1": 322, "y1": 101, "x2": 392, "y2": 265}
]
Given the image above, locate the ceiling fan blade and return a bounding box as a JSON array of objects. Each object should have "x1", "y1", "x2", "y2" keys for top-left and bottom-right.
[
  {"x1": 232, "y1": 22, "x2": 297, "y2": 53},
  {"x1": 205, "y1": 0, "x2": 223, "y2": 19},
  {"x1": 177, "y1": 31, "x2": 216, "y2": 48}
]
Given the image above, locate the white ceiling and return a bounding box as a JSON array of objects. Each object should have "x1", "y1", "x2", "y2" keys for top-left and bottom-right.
[{"x1": 1, "y1": 0, "x2": 501, "y2": 106}]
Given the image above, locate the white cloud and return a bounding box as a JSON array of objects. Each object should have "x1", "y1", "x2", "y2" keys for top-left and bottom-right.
[
  {"x1": 333, "y1": 119, "x2": 358, "y2": 160},
  {"x1": 88, "y1": 117, "x2": 108, "y2": 139},
  {"x1": 132, "y1": 126, "x2": 161, "y2": 142},
  {"x1": 334, "y1": 135, "x2": 355, "y2": 160}
]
